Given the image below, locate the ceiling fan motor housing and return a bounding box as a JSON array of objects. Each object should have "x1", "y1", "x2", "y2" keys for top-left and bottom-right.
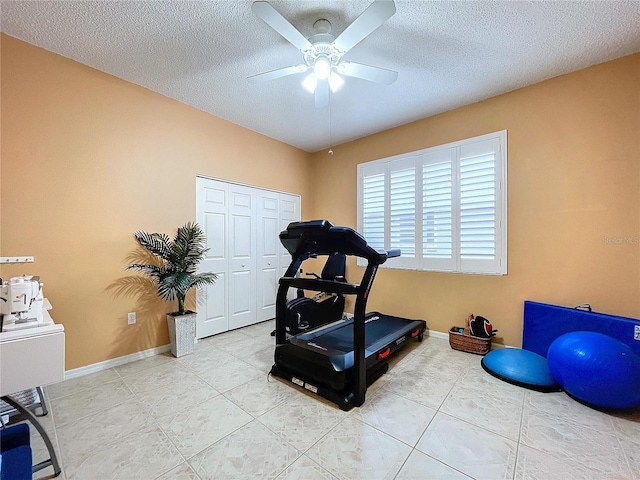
[
  {"x1": 304, "y1": 32, "x2": 342, "y2": 71},
  {"x1": 313, "y1": 19, "x2": 332, "y2": 35}
]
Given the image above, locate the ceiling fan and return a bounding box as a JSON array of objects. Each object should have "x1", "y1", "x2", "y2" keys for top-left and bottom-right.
[{"x1": 248, "y1": 0, "x2": 398, "y2": 108}]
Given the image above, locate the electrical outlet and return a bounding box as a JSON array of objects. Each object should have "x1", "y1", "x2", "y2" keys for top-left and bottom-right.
[
  {"x1": 634, "y1": 325, "x2": 640, "y2": 341},
  {"x1": 127, "y1": 312, "x2": 136, "y2": 325}
]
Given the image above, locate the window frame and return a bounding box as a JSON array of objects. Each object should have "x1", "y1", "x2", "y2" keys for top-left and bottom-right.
[{"x1": 357, "y1": 130, "x2": 507, "y2": 275}]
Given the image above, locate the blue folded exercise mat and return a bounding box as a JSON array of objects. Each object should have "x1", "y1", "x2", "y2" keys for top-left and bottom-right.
[{"x1": 523, "y1": 301, "x2": 640, "y2": 358}]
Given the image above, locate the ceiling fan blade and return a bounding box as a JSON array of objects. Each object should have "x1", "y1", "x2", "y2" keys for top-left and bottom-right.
[
  {"x1": 339, "y1": 62, "x2": 398, "y2": 84},
  {"x1": 332, "y1": 0, "x2": 396, "y2": 54},
  {"x1": 315, "y1": 79, "x2": 329, "y2": 108},
  {"x1": 252, "y1": 1, "x2": 313, "y2": 52},
  {"x1": 248, "y1": 64, "x2": 308, "y2": 83}
]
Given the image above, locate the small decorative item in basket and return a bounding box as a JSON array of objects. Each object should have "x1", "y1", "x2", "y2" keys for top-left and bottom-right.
[{"x1": 449, "y1": 314, "x2": 498, "y2": 355}]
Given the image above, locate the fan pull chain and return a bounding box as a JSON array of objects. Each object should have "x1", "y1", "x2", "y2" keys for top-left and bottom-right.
[{"x1": 328, "y1": 95, "x2": 334, "y2": 155}]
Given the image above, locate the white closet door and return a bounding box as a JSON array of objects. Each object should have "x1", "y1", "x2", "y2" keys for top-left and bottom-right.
[
  {"x1": 279, "y1": 193, "x2": 301, "y2": 279},
  {"x1": 196, "y1": 178, "x2": 229, "y2": 338},
  {"x1": 257, "y1": 191, "x2": 280, "y2": 321},
  {"x1": 228, "y1": 184, "x2": 257, "y2": 330},
  {"x1": 196, "y1": 176, "x2": 300, "y2": 337}
]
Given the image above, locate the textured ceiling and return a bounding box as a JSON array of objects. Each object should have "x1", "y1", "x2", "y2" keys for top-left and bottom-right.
[{"x1": 1, "y1": 1, "x2": 639, "y2": 152}]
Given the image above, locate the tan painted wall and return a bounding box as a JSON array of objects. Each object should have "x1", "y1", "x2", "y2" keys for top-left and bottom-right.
[
  {"x1": 0, "y1": 35, "x2": 3, "y2": 257},
  {"x1": 2, "y1": 33, "x2": 638, "y2": 368},
  {"x1": 310, "y1": 54, "x2": 640, "y2": 348},
  {"x1": 0, "y1": 35, "x2": 313, "y2": 369}
]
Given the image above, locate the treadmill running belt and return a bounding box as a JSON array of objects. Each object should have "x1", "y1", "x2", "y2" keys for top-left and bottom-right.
[{"x1": 311, "y1": 315, "x2": 408, "y2": 352}]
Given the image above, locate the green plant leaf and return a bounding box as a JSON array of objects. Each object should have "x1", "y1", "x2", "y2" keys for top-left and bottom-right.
[
  {"x1": 127, "y1": 222, "x2": 216, "y2": 314},
  {"x1": 133, "y1": 231, "x2": 173, "y2": 263},
  {"x1": 124, "y1": 263, "x2": 166, "y2": 281},
  {"x1": 188, "y1": 272, "x2": 218, "y2": 290},
  {"x1": 172, "y1": 222, "x2": 209, "y2": 272},
  {"x1": 162, "y1": 273, "x2": 192, "y2": 314}
]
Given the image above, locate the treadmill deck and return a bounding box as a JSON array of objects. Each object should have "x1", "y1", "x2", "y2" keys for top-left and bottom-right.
[{"x1": 272, "y1": 312, "x2": 426, "y2": 408}]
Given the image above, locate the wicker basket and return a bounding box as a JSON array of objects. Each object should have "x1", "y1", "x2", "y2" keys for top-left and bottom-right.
[{"x1": 449, "y1": 314, "x2": 491, "y2": 355}]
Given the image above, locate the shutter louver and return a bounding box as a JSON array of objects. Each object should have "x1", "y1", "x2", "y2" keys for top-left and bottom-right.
[
  {"x1": 423, "y1": 161, "x2": 453, "y2": 259},
  {"x1": 460, "y1": 152, "x2": 496, "y2": 259},
  {"x1": 390, "y1": 168, "x2": 415, "y2": 256},
  {"x1": 362, "y1": 173, "x2": 385, "y2": 251}
]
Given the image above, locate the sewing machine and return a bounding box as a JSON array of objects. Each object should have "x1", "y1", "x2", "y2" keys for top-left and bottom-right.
[{"x1": 0, "y1": 275, "x2": 53, "y2": 332}]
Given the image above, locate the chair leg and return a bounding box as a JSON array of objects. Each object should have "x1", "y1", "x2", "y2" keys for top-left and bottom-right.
[{"x1": 35, "y1": 386, "x2": 49, "y2": 416}]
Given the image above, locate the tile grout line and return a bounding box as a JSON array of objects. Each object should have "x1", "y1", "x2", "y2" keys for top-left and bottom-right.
[
  {"x1": 610, "y1": 415, "x2": 637, "y2": 480},
  {"x1": 43, "y1": 334, "x2": 636, "y2": 479},
  {"x1": 511, "y1": 386, "x2": 528, "y2": 480},
  {"x1": 47, "y1": 335, "x2": 264, "y2": 478}
]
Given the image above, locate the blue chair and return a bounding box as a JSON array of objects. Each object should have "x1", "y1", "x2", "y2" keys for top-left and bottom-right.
[
  {"x1": 1, "y1": 393, "x2": 61, "y2": 478},
  {"x1": 0, "y1": 423, "x2": 32, "y2": 480}
]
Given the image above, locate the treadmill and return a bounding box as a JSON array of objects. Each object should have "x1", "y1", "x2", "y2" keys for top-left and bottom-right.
[{"x1": 270, "y1": 220, "x2": 426, "y2": 411}]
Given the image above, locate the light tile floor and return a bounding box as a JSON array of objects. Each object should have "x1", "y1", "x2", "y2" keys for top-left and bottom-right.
[{"x1": 18, "y1": 319, "x2": 640, "y2": 479}]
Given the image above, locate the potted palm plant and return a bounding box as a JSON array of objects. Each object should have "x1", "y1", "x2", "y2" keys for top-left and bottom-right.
[{"x1": 126, "y1": 222, "x2": 217, "y2": 357}]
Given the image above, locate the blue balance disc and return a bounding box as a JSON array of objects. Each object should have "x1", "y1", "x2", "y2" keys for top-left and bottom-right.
[{"x1": 481, "y1": 348, "x2": 560, "y2": 392}]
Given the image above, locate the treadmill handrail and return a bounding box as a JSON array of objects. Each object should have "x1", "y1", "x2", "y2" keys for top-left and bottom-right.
[
  {"x1": 386, "y1": 248, "x2": 401, "y2": 258},
  {"x1": 279, "y1": 277, "x2": 360, "y2": 295}
]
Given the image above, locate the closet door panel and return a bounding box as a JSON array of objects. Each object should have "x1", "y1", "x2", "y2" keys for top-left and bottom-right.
[
  {"x1": 257, "y1": 191, "x2": 280, "y2": 321},
  {"x1": 228, "y1": 185, "x2": 257, "y2": 330},
  {"x1": 279, "y1": 193, "x2": 301, "y2": 278},
  {"x1": 196, "y1": 178, "x2": 229, "y2": 338}
]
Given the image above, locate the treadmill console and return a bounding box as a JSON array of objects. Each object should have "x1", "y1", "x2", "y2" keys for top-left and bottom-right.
[{"x1": 280, "y1": 220, "x2": 389, "y2": 265}]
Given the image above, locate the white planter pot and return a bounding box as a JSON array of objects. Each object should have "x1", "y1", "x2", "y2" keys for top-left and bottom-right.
[{"x1": 167, "y1": 312, "x2": 196, "y2": 357}]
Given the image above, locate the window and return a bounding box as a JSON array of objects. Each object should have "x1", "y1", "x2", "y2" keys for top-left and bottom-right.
[{"x1": 357, "y1": 131, "x2": 507, "y2": 275}]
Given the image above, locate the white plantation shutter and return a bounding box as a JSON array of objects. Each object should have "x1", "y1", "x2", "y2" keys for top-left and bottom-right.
[
  {"x1": 389, "y1": 168, "x2": 415, "y2": 255},
  {"x1": 459, "y1": 138, "x2": 506, "y2": 273},
  {"x1": 459, "y1": 139, "x2": 499, "y2": 273},
  {"x1": 362, "y1": 174, "x2": 385, "y2": 251},
  {"x1": 358, "y1": 131, "x2": 506, "y2": 274},
  {"x1": 359, "y1": 163, "x2": 386, "y2": 256},
  {"x1": 422, "y1": 149, "x2": 455, "y2": 271},
  {"x1": 388, "y1": 158, "x2": 417, "y2": 268}
]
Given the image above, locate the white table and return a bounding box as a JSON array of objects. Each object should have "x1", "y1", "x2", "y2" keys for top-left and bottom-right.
[{"x1": 0, "y1": 307, "x2": 64, "y2": 476}]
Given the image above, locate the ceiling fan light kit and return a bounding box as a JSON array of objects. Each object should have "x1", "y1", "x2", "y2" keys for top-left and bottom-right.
[
  {"x1": 313, "y1": 57, "x2": 331, "y2": 80},
  {"x1": 302, "y1": 73, "x2": 318, "y2": 93},
  {"x1": 249, "y1": 0, "x2": 398, "y2": 108},
  {"x1": 329, "y1": 73, "x2": 344, "y2": 92}
]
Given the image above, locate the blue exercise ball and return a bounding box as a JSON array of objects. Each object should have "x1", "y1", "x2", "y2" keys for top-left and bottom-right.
[{"x1": 547, "y1": 331, "x2": 640, "y2": 409}]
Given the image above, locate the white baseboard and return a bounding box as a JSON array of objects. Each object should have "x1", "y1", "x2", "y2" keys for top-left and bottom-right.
[
  {"x1": 64, "y1": 344, "x2": 171, "y2": 380},
  {"x1": 425, "y1": 329, "x2": 449, "y2": 340}
]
